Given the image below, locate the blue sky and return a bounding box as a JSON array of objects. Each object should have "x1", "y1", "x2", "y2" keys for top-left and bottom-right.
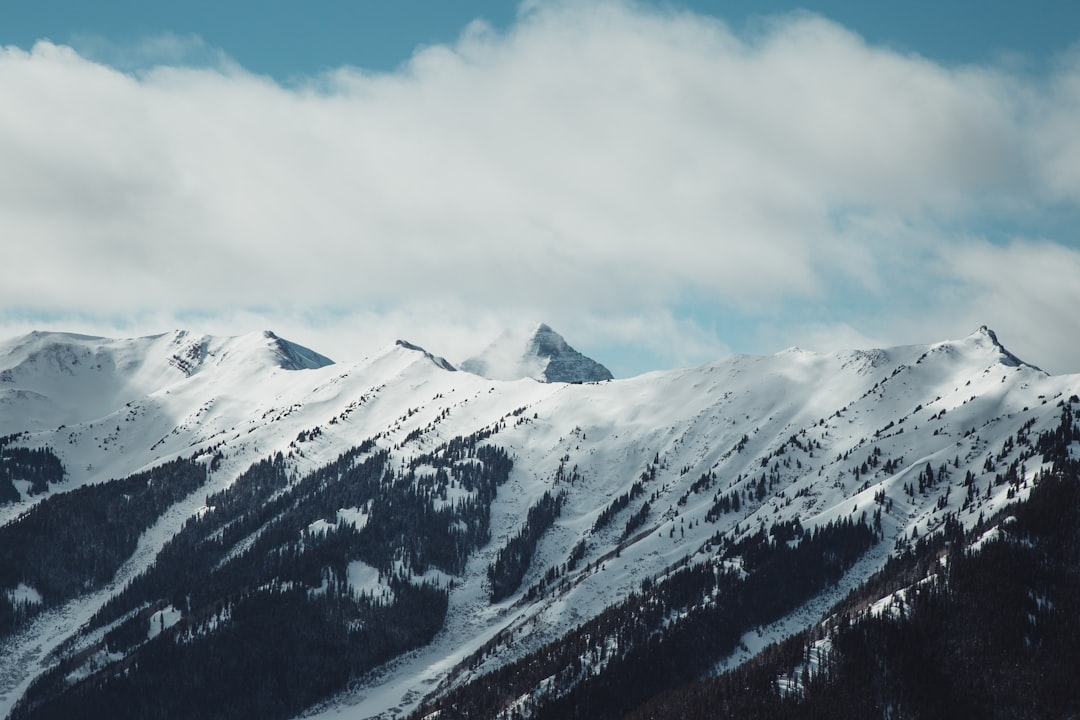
[
  {"x1": 2, "y1": 1, "x2": 1080, "y2": 376},
  {"x1": 5, "y1": 1, "x2": 1078, "y2": 75}
]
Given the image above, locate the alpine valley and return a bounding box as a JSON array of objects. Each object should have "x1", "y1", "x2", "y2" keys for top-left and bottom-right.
[{"x1": 0, "y1": 324, "x2": 1077, "y2": 719}]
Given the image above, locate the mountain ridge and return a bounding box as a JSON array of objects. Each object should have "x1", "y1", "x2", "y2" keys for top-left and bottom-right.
[{"x1": 0, "y1": 324, "x2": 1075, "y2": 719}]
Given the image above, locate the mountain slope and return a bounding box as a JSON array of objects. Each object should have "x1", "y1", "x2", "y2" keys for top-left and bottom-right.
[
  {"x1": 626, "y1": 461, "x2": 1080, "y2": 719},
  {"x1": 0, "y1": 326, "x2": 1075, "y2": 719}
]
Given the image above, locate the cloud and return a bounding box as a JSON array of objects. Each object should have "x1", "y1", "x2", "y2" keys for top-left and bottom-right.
[
  {"x1": 1033, "y1": 47, "x2": 1080, "y2": 204},
  {"x1": 68, "y1": 32, "x2": 232, "y2": 73},
  {"x1": 934, "y1": 238, "x2": 1080, "y2": 374},
  {"x1": 0, "y1": 1, "x2": 1078, "y2": 374}
]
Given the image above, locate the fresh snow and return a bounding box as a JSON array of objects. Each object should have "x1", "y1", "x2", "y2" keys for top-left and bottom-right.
[
  {"x1": 346, "y1": 562, "x2": 395, "y2": 604},
  {"x1": 0, "y1": 326, "x2": 1075, "y2": 720},
  {"x1": 4, "y1": 584, "x2": 42, "y2": 607},
  {"x1": 147, "y1": 605, "x2": 183, "y2": 640}
]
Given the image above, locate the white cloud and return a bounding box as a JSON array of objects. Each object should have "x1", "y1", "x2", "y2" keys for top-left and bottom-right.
[
  {"x1": 1033, "y1": 47, "x2": 1080, "y2": 204},
  {"x1": 68, "y1": 32, "x2": 231, "y2": 73},
  {"x1": 935, "y1": 238, "x2": 1080, "y2": 374},
  {"x1": 0, "y1": 1, "x2": 1078, "y2": 374}
]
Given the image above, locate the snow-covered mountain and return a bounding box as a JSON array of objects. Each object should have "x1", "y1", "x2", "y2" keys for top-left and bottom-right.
[
  {"x1": 460, "y1": 323, "x2": 613, "y2": 383},
  {"x1": 0, "y1": 325, "x2": 1076, "y2": 719}
]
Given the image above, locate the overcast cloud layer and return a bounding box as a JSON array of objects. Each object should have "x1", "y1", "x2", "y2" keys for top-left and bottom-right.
[{"x1": 2, "y1": 1, "x2": 1079, "y2": 375}]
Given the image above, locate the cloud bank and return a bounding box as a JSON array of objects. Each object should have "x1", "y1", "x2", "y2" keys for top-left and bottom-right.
[{"x1": 1, "y1": 1, "x2": 1078, "y2": 374}]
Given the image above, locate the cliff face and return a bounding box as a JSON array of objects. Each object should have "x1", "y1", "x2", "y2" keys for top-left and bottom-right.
[{"x1": 461, "y1": 323, "x2": 613, "y2": 383}]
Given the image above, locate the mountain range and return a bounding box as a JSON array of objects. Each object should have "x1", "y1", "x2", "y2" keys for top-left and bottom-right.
[{"x1": 0, "y1": 325, "x2": 1077, "y2": 719}]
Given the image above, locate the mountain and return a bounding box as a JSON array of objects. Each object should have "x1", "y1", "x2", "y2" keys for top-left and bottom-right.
[
  {"x1": 0, "y1": 326, "x2": 1076, "y2": 719},
  {"x1": 623, "y1": 461, "x2": 1080, "y2": 719},
  {"x1": 394, "y1": 339, "x2": 457, "y2": 372},
  {"x1": 0, "y1": 329, "x2": 332, "y2": 430},
  {"x1": 460, "y1": 323, "x2": 613, "y2": 383}
]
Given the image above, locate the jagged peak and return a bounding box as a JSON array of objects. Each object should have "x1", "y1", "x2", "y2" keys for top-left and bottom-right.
[
  {"x1": 461, "y1": 323, "x2": 612, "y2": 383},
  {"x1": 261, "y1": 331, "x2": 334, "y2": 371},
  {"x1": 395, "y1": 339, "x2": 457, "y2": 372},
  {"x1": 966, "y1": 325, "x2": 1040, "y2": 372},
  {"x1": 527, "y1": 323, "x2": 571, "y2": 358}
]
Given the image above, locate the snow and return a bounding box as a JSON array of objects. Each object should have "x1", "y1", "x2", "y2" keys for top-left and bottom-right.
[
  {"x1": 147, "y1": 605, "x2": 183, "y2": 640},
  {"x1": 64, "y1": 648, "x2": 126, "y2": 684},
  {"x1": 969, "y1": 516, "x2": 1019, "y2": 553},
  {"x1": 4, "y1": 584, "x2": 42, "y2": 606},
  {"x1": 309, "y1": 504, "x2": 367, "y2": 535},
  {"x1": 346, "y1": 562, "x2": 395, "y2": 603},
  {"x1": 0, "y1": 325, "x2": 1075, "y2": 720}
]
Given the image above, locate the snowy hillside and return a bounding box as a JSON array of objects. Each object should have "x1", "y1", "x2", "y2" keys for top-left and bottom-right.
[{"x1": 0, "y1": 325, "x2": 1076, "y2": 719}]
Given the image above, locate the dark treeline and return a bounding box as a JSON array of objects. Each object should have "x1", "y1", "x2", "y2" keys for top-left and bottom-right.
[
  {"x1": 17, "y1": 582, "x2": 448, "y2": 720},
  {"x1": 0, "y1": 457, "x2": 205, "y2": 636},
  {"x1": 87, "y1": 446, "x2": 375, "y2": 635},
  {"x1": 488, "y1": 490, "x2": 564, "y2": 602},
  {"x1": 15, "y1": 401, "x2": 1079, "y2": 719},
  {"x1": 592, "y1": 480, "x2": 645, "y2": 532},
  {"x1": 0, "y1": 433, "x2": 65, "y2": 502},
  {"x1": 418, "y1": 515, "x2": 876, "y2": 720},
  {"x1": 629, "y1": 468, "x2": 1080, "y2": 717},
  {"x1": 15, "y1": 432, "x2": 514, "y2": 720}
]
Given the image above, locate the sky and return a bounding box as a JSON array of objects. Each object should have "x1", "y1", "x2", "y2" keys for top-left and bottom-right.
[{"x1": 2, "y1": 1, "x2": 1080, "y2": 377}]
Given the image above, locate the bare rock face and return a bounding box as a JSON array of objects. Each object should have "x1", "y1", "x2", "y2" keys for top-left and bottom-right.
[
  {"x1": 526, "y1": 323, "x2": 613, "y2": 383},
  {"x1": 461, "y1": 323, "x2": 613, "y2": 383}
]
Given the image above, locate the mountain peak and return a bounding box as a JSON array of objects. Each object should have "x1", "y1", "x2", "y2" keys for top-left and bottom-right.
[
  {"x1": 461, "y1": 323, "x2": 613, "y2": 383},
  {"x1": 394, "y1": 339, "x2": 457, "y2": 372},
  {"x1": 526, "y1": 323, "x2": 567, "y2": 357},
  {"x1": 260, "y1": 331, "x2": 334, "y2": 371},
  {"x1": 161, "y1": 330, "x2": 333, "y2": 375},
  {"x1": 525, "y1": 324, "x2": 613, "y2": 383},
  {"x1": 966, "y1": 325, "x2": 1039, "y2": 371}
]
